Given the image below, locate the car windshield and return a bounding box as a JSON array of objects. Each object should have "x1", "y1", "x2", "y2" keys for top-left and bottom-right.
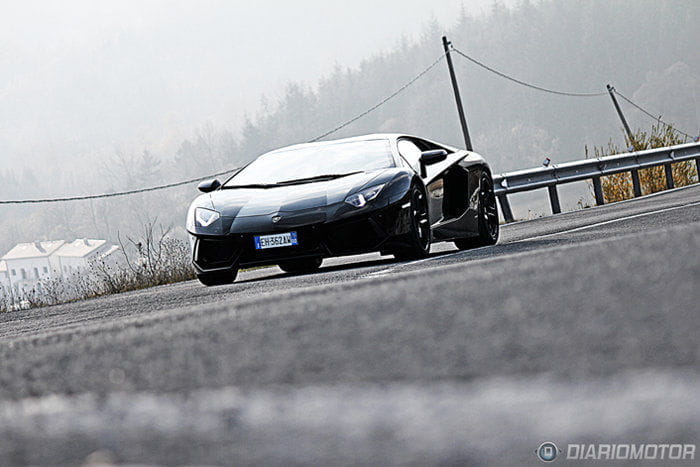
[{"x1": 224, "y1": 139, "x2": 394, "y2": 187}]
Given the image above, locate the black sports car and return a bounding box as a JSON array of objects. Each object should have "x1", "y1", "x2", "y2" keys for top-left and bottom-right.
[{"x1": 186, "y1": 134, "x2": 499, "y2": 286}]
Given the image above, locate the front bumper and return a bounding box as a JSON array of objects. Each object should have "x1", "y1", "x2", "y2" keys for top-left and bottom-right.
[{"x1": 191, "y1": 200, "x2": 412, "y2": 273}]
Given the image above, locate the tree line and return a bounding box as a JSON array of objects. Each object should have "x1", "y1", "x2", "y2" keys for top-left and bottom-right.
[{"x1": 0, "y1": 0, "x2": 697, "y2": 254}]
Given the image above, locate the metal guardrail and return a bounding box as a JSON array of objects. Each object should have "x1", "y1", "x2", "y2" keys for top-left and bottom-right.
[{"x1": 493, "y1": 142, "x2": 700, "y2": 222}]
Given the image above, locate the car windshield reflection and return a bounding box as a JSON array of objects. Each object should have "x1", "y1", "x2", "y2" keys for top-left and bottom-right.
[{"x1": 224, "y1": 139, "x2": 393, "y2": 187}]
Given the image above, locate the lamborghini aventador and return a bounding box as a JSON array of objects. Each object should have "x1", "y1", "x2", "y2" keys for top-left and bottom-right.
[{"x1": 185, "y1": 134, "x2": 498, "y2": 286}]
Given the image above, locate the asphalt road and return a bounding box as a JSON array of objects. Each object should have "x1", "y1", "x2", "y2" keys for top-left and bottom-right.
[{"x1": 0, "y1": 185, "x2": 698, "y2": 466}]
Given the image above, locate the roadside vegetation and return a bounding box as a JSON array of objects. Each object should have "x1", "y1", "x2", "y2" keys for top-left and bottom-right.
[
  {"x1": 2, "y1": 1, "x2": 698, "y2": 258},
  {"x1": 586, "y1": 123, "x2": 698, "y2": 203},
  {"x1": 0, "y1": 220, "x2": 194, "y2": 312},
  {"x1": 1, "y1": 1, "x2": 698, "y2": 309}
]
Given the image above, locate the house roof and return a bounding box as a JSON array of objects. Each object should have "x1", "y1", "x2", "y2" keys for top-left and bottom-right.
[
  {"x1": 55, "y1": 239, "x2": 107, "y2": 258},
  {"x1": 1, "y1": 241, "x2": 65, "y2": 260},
  {"x1": 99, "y1": 245, "x2": 120, "y2": 259}
]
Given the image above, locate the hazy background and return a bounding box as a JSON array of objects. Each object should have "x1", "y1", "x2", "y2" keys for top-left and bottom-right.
[
  {"x1": 0, "y1": 0, "x2": 495, "y2": 174},
  {"x1": 0, "y1": 0, "x2": 698, "y2": 253}
]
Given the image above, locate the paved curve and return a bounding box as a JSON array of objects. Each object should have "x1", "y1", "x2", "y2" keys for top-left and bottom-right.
[{"x1": 0, "y1": 185, "x2": 698, "y2": 465}]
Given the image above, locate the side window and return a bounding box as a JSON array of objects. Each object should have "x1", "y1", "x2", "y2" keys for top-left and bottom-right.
[{"x1": 397, "y1": 140, "x2": 423, "y2": 173}]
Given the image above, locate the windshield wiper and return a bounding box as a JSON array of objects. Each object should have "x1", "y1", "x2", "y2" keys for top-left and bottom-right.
[
  {"x1": 276, "y1": 171, "x2": 363, "y2": 186},
  {"x1": 223, "y1": 172, "x2": 363, "y2": 188},
  {"x1": 222, "y1": 183, "x2": 280, "y2": 189}
]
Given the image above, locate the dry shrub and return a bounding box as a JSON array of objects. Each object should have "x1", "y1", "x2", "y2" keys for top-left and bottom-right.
[
  {"x1": 0, "y1": 220, "x2": 194, "y2": 312},
  {"x1": 116, "y1": 220, "x2": 195, "y2": 290},
  {"x1": 586, "y1": 123, "x2": 698, "y2": 203}
]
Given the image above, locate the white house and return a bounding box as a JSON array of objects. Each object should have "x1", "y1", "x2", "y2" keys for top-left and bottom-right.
[
  {"x1": 53, "y1": 238, "x2": 120, "y2": 277},
  {"x1": 0, "y1": 260, "x2": 9, "y2": 291},
  {"x1": 1, "y1": 240, "x2": 65, "y2": 296},
  {"x1": 0, "y1": 239, "x2": 120, "y2": 297}
]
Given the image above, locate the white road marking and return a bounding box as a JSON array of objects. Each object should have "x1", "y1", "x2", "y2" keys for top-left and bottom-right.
[
  {"x1": 502, "y1": 183, "x2": 700, "y2": 226},
  {"x1": 367, "y1": 244, "x2": 494, "y2": 277},
  {"x1": 366, "y1": 200, "x2": 700, "y2": 278},
  {"x1": 523, "y1": 199, "x2": 700, "y2": 241}
]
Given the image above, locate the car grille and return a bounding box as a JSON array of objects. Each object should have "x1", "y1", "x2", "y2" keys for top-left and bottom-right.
[
  {"x1": 324, "y1": 217, "x2": 386, "y2": 254},
  {"x1": 194, "y1": 238, "x2": 241, "y2": 269},
  {"x1": 194, "y1": 208, "x2": 396, "y2": 270}
]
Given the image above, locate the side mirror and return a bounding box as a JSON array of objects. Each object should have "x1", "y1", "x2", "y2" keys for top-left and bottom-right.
[
  {"x1": 419, "y1": 149, "x2": 448, "y2": 177},
  {"x1": 197, "y1": 179, "x2": 221, "y2": 193},
  {"x1": 421, "y1": 149, "x2": 449, "y2": 165}
]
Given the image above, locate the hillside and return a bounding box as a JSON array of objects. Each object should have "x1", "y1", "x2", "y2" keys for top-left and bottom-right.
[{"x1": 1, "y1": 0, "x2": 698, "y2": 252}]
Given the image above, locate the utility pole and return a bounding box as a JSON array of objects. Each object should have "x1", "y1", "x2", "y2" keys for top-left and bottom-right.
[
  {"x1": 606, "y1": 84, "x2": 642, "y2": 198},
  {"x1": 606, "y1": 84, "x2": 633, "y2": 142},
  {"x1": 442, "y1": 36, "x2": 473, "y2": 151}
]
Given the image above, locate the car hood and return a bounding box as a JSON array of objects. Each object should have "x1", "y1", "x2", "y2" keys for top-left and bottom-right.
[
  {"x1": 209, "y1": 170, "x2": 388, "y2": 217},
  {"x1": 187, "y1": 168, "x2": 412, "y2": 235}
]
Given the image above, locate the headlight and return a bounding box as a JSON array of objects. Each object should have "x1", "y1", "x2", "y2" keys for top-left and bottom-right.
[
  {"x1": 187, "y1": 207, "x2": 220, "y2": 231},
  {"x1": 195, "y1": 207, "x2": 220, "y2": 227},
  {"x1": 344, "y1": 183, "x2": 385, "y2": 208}
]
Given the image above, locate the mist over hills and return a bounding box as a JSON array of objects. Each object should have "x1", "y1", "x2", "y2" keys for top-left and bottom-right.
[
  {"x1": 0, "y1": 0, "x2": 698, "y2": 252},
  {"x1": 0, "y1": 0, "x2": 475, "y2": 177}
]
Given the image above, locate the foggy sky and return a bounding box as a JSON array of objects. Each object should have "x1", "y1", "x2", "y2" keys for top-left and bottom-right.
[{"x1": 0, "y1": 0, "x2": 505, "y2": 171}]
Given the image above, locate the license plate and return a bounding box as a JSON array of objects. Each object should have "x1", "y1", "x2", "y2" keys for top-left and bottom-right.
[{"x1": 254, "y1": 232, "x2": 298, "y2": 250}]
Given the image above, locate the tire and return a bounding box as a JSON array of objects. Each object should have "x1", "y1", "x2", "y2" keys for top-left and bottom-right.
[
  {"x1": 197, "y1": 268, "x2": 238, "y2": 286},
  {"x1": 278, "y1": 257, "x2": 323, "y2": 274},
  {"x1": 455, "y1": 171, "x2": 499, "y2": 250},
  {"x1": 393, "y1": 184, "x2": 431, "y2": 260}
]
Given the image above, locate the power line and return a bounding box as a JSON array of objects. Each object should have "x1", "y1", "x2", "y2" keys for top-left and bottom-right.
[
  {"x1": 0, "y1": 168, "x2": 240, "y2": 205},
  {"x1": 1, "y1": 53, "x2": 446, "y2": 205},
  {"x1": 612, "y1": 88, "x2": 696, "y2": 140},
  {"x1": 308, "y1": 52, "x2": 446, "y2": 142},
  {"x1": 451, "y1": 47, "x2": 607, "y2": 98},
  {"x1": 451, "y1": 45, "x2": 697, "y2": 138}
]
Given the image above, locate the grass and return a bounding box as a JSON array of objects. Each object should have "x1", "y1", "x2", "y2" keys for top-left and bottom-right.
[
  {"x1": 585, "y1": 123, "x2": 698, "y2": 203},
  {"x1": 0, "y1": 221, "x2": 195, "y2": 312}
]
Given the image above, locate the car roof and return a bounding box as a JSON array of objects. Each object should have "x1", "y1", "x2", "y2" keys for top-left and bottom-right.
[{"x1": 267, "y1": 133, "x2": 461, "y2": 154}]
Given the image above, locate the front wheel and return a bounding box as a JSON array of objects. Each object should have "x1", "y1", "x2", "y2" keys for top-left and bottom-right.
[
  {"x1": 197, "y1": 268, "x2": 238, "y2": 286},
  {"x1": 455, "y1": 171, "x2": 499, "y2": 250},
  {"x1": 393, "y1": 185, "x2": 431, "y2": 260},
  {"x1": 278, "y1": 257, "x2": 323, "y2": 274}
]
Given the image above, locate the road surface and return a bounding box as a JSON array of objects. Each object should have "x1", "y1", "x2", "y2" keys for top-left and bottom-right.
[{"x1": 0, "y1": 185, "x2": 698, "y2": 465}]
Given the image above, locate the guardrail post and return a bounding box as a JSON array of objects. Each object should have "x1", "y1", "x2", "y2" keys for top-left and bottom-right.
[
  {"x1": 591, "y1": 176, "x2": 605, "y2": 205},
  {"x1": 663, "y1": 163, "x2": 675, "y2": 189},
  {"x1": 497, "y1": 194, "x2": 514, "y2": 223},
  {"x1": 547, "y1": 185, "x2": 561, "y2": 214},
  {"x1": 630, "y1": 169, "x2": 642, "y2": 197}
]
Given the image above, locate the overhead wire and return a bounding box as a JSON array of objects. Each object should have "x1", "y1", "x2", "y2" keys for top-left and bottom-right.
[
  {"x1": 308, "y1": 52, "x2": 446, "y2": 142},
  {"x1": 451, "y1": 46, "x2": 607, "y2": 98},
  {"x1": 1, "y1": 53, "x2": 447, "y2": 205},
  {"x1": 0, "y1": 168, "x2": 239, "y2": 205},
  {"x1": 612, "y1": 88, "x2": 696, "y2": 140},
  {"x1": 451, "y1": 46, "x2": 697, "y2": 140},
  {"x1": 4, "y1": 46, "x2": 697, "y2": 205}
]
